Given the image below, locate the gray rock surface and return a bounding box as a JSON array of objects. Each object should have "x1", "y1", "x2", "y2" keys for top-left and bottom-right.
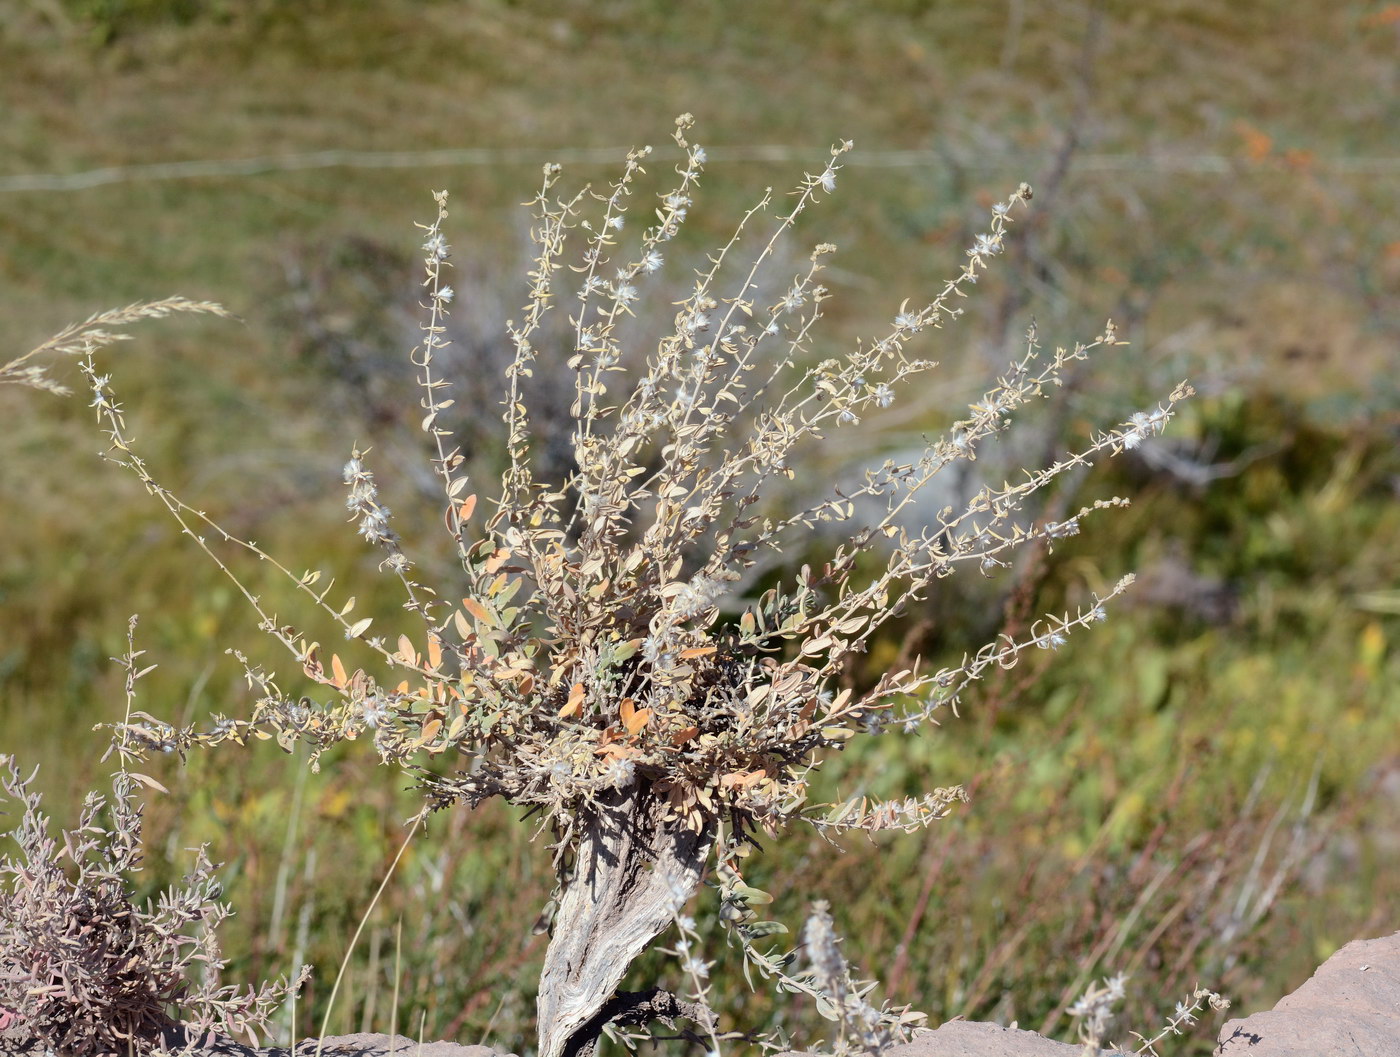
[
  {"x1": 779, "y1": 1017, "x2": 1123, "y2": 1056},
  {"x1": 166, "y1": 1031, "x2": 517, "y2": 1057},
  {"x1": 279, "y1": 1033, "x2": 513, "y2": 1057},
  {"x1": 1216, "y1": 930, "x2": 1400, "y2": 1056}
]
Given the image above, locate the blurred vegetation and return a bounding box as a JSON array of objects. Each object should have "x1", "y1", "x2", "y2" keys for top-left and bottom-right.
[{"x1": 2, "y1": 1, "x2": 1397, "y2": 1054}]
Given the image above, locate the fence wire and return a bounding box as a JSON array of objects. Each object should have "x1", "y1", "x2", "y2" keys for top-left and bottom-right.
[{"x1": 3, "y1": 145, "x2": 1398, "y2": 194}]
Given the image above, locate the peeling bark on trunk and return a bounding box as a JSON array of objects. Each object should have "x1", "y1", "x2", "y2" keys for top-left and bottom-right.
[{"x1": 536, "y1": 783, "x2": 715, "y2": 1057}]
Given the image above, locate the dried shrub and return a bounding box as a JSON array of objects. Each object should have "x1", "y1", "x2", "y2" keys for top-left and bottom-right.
[
  {"x1": 0, "y1": 627, "x2": 305, "y2": 1056},
  {"x1": 37, "y1": 116, "x2": 1200, "y2": 1055}
]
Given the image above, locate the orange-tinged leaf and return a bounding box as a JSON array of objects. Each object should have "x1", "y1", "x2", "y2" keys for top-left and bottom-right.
[
  {"x1": 624, "y1": 707, "x2": 652, "y2": 736},
  {"x1": 558, "y1": 682, "x2": 586, "y2": 718},
  {"x1": 427, "y1": 634, "x2": 444, "y2": 669},
  {"x1": 330, "y1": 654, "x2": 349, "y2": 689},
  {"x1": 463, "y1": 598, "x2": 492, "y2": 625},
  {"x1": 595, "y1": 742, "x2": 637, "y2": 761},
  {"x1": 421, "y1": 718, "x2": 443, "y2": 743},
  {"x1": 679, "y1": 646, "x2": 717, "y2": 659},
  {"x1": 484, "y1": 547, "x2": 512, "y2": 574},
  {"x1": 620, "y1": 697, "x2": 637, "y2": 726},
  {"x1": 720, "y1": 769, "x2": 767, "y2": 790},
  {"x1": 395, "y1": 680, "x2": 410, "y2": 694},
  {"x1": 671, "y1": 725, "x2": 699, "y2": 747}
]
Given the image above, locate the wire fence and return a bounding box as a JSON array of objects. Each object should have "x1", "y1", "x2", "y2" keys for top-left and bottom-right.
[{"x1": 4, "y1": 144, "x2": 1398, "y2": 193}]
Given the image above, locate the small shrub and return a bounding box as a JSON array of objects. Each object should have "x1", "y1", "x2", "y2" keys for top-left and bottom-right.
[
  {"x1": 21, "y1": 116, "x2": 1200, "y2": 1055},
  {"x1": 0, "y1": 622, "x2": 305, "y2": 1057}
]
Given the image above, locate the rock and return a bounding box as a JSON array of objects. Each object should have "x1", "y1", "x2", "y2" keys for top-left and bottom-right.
[
  {"x1": 1216, "y1": 930, "x2": 1400, "y2": 1056},
  {"x1": 779, "y1": 1018, "x2": 1126, "y2": 1056},
  {"x1": 154, "y1": 1029, "x2": 518, "y2": 1057},
  {"x1": 286, "y1": 1034, "x2": 514, "y2": 1057}
]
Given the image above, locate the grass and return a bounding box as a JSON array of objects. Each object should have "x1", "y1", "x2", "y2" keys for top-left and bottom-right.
[{"x1": 2, "y1": 2, "x2": 1398, "y2": 1054}]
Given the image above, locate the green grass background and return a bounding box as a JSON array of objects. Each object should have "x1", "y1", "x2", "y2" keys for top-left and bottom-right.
[{"x1": 2, "y1": 1, "x2": 1398, "y2": 1053}]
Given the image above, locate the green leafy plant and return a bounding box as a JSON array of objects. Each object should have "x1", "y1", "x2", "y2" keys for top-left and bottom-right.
[{"x1": 35, "y1": 116, "x2": 1195, "y2": 1056}]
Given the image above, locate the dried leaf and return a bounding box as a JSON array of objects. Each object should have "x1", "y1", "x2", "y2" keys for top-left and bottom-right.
[
  {"x1": 462, "y1": 598, "x2": 493, "y2": 625},
  {"x1": 126, "y1": 772, "x2": 169, "y2": 794},
  {"x1": 622, "y1": 701, "x2": 651, "y2": 735},
  {"x1": 671, "y1": 725, "x2": 699, "y2": 747},
  {"x1": 720, "y1": 769, "x2": 767, "y2": 790},
  {"x1": 558, "y1": 682, "x2": 586, "y2": 719}
]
